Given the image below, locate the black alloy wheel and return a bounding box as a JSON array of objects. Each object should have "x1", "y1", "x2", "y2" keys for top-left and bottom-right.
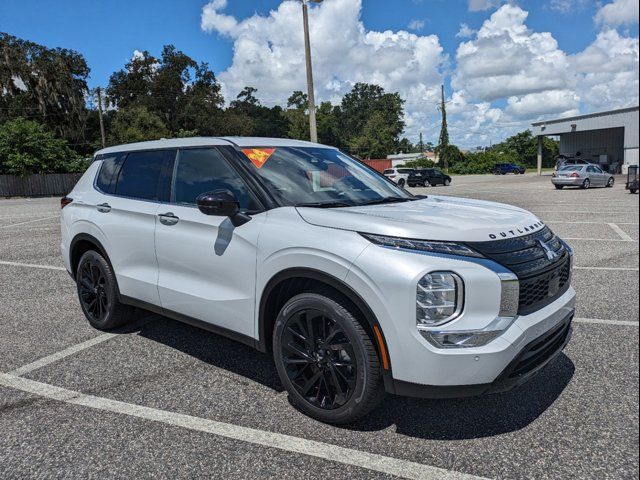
[
  {"x1": 398, "y1": 178, "x2": 406, "y2": 188},
  {"x1": 78, "y1": 258, "x2": 110, "y2": 322},
  {"x1": 273, "y1": 292, "x2": 384, "y2": 424},
  {"x1": 76, "y1": 250, "x2": 134, "y2": 330},
  {"x1": 280, "y1": 309, "x2": 356, "y2": 410}
]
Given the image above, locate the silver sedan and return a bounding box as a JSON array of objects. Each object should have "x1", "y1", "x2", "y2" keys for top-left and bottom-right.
[{"x1": 551, "y1": 165, "x2": 615, "y2": 189}]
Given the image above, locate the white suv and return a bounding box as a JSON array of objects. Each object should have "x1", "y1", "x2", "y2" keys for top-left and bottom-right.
[
  {"x1": 383, "y1": 167, "x2": 414, "y2": 187},
  {"x1": 61, "y1": 137, "x2": 575, "y2": 424}
]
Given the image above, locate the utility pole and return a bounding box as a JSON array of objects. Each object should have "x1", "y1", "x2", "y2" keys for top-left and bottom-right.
[
  {"x1": 96, "y1": 87, "x2": 106, "y2": 148},
  {"x1": 301, "y1": 0, "x2": 322, "y2": 143},
  {"x1": 419, "y1": 132, "x2": 424, "y2": 155}
]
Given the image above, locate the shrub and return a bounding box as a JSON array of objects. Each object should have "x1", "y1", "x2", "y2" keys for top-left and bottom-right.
[{"x1": 0, "y1": 118, "x2": 85, "y2": 175}]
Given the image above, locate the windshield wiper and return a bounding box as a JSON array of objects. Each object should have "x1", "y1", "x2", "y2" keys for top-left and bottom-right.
[
  {"x1": 358, "y1": 197, "x2": 414, "y2": 206},
  {"x1": 295, "y1": 201, "x2": 352, "y2": 208}
]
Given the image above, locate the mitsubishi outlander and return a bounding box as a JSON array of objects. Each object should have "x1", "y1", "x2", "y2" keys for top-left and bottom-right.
[{"x1": 61, "y1": 137, "x2": 575, "y2": 424}]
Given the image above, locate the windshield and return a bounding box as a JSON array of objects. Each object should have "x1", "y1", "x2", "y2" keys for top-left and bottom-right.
[{"x1": 237, "y1": 147, "x2": 413, "y2": 207}]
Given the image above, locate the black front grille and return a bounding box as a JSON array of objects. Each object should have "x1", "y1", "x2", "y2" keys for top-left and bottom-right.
[{"x1": 468, "y1": 227, "x2": 571, "y2": 315}]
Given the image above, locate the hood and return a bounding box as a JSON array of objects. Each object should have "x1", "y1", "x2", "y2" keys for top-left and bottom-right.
[{"x1": 296, "y1": 196, "x2": 544, "y2": 242}]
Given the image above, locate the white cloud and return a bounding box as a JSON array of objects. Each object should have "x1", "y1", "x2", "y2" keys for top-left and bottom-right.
[
  {"x1": 452, "y1": 5, "x2": 571, "y2": 102},
  {"x1": 456, "y1": 23, "x2": 475, "y2": 38},
  {"x1": 595, "y1": 0, "x2": 639, "y2": 27},
  {"x1": 468, "y1": 0, "x2": 504, "y2": 12},
  {"x1": 199, "y1": 0, "x2": 639, "y2": 148},
  {"x1": 408, "y1": 19, "x2": 425, "y2": 31},
  {"x1": 200, "y1": 0, "x2": 446, "y2": 141},
  {"x1": 570, "y1": 29, "x2": 639, "y2": 109},
  {"x1": 450, "y1": 3, "x2": 638, "y2": 146}
]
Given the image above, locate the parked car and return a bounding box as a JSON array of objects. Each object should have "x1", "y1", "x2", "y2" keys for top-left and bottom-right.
[
  {"x1": 556, "y1": 156, "x2": 592, "y2": 170},
  {"x1": 61, "y1": 137, "x2": 575, "y2": 424},
  {"x1": 383, "y1": 167, "x2": 415, "y2": 187},
  {"x1": 494, "y1": 163, "x2": 526, "y2": 175},
  {"x1": 407, "y1": 168, "x2": 452, "y2": 187},
  {"x1": 551, "y1": 165, "x2": 615, "y2": 189}
]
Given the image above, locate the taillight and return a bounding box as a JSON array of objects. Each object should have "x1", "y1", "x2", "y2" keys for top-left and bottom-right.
[
  {"x1": 61, "y1": 196, "x2": 73, "y2": 209},
  {"x1": 571, "y1": 172, "x2": 580, "y2": 178}
]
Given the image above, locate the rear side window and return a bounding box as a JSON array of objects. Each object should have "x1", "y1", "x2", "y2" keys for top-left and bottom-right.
[
  {"x1": 398, "y1": 169, "x2": 413, "y2": 174},
  {"x1": 173, "y1": 148, "x2": 260, "y2": 211},
  {"x1": 383, "y1": 169, "x2": 394, "y2": 174},
  {"x1": 95, "y1": 153, "x2": 125, "y2": 194},
  {"x1": 115, "y1": 150, "x2": 169, "y2": 201}
]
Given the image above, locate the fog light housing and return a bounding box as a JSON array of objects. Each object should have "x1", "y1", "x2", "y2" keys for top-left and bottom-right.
[
  {"x1": 416, "y1": 272, "x2": 463, "y2": 327},
  {"x1": 420, "y1": 316, "x2": 517, "y2": 349}
]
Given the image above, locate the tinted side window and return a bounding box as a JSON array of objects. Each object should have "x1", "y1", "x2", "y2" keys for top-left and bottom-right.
[
  {"x1": 173, "y1": 148, "x2": 260, "y2": 211},
  {"x1": 96, "y1": 153, "x2": 125, "y2": 194},
  {"x1": 115, "y1": 150, "x2": 168, "y2": 201}
]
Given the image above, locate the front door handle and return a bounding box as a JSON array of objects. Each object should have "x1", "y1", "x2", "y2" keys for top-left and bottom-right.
[
  {"x1": 158, "y1": 212, "x2": 179, "y2": 226},
  {"x1": 96, "y1": 203, "x2": 111, "y2": 213}
]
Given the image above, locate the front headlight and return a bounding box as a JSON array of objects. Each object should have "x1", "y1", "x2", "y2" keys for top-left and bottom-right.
[
  {"x1": 416, "y1": 272, "x2": 464, "y2": 327},
  {"x1": 360, "y1": 233, "x2": 483, "y2": 258}
]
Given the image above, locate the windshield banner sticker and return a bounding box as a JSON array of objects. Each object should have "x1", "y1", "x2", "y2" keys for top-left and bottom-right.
[{"x1": 242, "y1": 148, "x2": 275, "y2": 169}]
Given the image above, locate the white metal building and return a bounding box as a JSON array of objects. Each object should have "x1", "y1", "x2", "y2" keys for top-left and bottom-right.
[{"x1": 531, "y1": 106, "x2": 639, "y2": 174}]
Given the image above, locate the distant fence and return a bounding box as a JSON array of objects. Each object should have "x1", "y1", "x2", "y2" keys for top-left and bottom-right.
[
  {"x1": 0, "y1": 173, "x2": 83, "y2": 197},
  {"x1": 360, "y1": 159, "x2": 391, "y2": 173}
]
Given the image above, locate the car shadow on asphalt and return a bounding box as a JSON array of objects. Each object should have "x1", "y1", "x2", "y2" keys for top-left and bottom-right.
[{"x1": 134, "y1": 312, "x2": 574, "y2": 440}]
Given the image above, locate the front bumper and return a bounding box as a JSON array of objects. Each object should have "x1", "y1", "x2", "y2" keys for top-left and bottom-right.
[{"x1": 390, "y1": 309, "x2": 573, "y2": 398}]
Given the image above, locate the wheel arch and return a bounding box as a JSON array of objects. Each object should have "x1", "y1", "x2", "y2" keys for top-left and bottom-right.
[
  {"x1": 257, "y1": 267, "x2": 393, "y2": 383},
  {"x1": 69, "y1": 233, "x2": 112, "y2": 280}
]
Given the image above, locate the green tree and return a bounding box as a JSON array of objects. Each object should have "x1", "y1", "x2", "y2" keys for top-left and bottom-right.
[
  {"x1": 0, "y1": 33, "x2": 91, "y2": 151},
  {"x1": 107, "y1": 106, "x2": 168, "y2": 145},
  {"x1": 106, "y1": 45, "x2": 225, "y2": 136},
  {"x1": 228, "y1": 87, "x2": 288, "y2": 138},
  {"x1": 338, "y1": 83, "x2": 405, "y2": 156},
  {"x1": 349, "y1": 112, "x2": 397, "y2": 159},
  {"x1": 285, "y1": 91, "x2": 309, "y2": 140},
  {"x1": 495, "y1": 129, "x2": 559, "y2": 167},
  {"x1": 0, "y1": 118, "x2": 84, "y2": 175}
]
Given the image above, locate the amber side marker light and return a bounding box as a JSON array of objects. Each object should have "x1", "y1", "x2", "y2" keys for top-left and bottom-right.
[
  {"x1": 373, "y1": 325, "x2": 390, "y2": 370},
  {"x1": 61, "y1": 196, "x2": 73, "y2": 209}
]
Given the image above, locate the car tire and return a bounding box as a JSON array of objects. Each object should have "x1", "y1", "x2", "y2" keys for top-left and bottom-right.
[
  {"x1": 424, "y1": 180, "x2": 431, "y2": 187},
  {"x1": 555, "y1": 185, "x2": 564, "y2": 190},
  {"x1": 397, "y1": 178, "x2": 405, "y2": 188},
  {"x1": 581, "y1": 179, "x2": 590, "y2": 189},
  {"x1": 607, "y1": 177, "x2": 615, "y2": 188},
  {"x1": 273, "y1": 291, "x2": 384, "y2": 424},
  {"x1": 76, "y1": 250, "x2": 134, "y2": 330},
  {"x1": 444, "y1": 179, "x2": 451, "y2": 186}
]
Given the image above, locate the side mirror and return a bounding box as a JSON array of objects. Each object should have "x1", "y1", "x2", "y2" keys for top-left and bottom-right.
[
  {"x1": 196, "y1": 190, "x2": 240, "y2": 217},
  {"x1": 196, "y1": 190, "x2": 251, "y2": 227}
]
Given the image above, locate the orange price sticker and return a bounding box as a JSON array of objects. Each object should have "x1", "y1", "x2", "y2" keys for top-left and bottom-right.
[{"x1": 242, "y1": 148, "x2": 275, "y2": 169}]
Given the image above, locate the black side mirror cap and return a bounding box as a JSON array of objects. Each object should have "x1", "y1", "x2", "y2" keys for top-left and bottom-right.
[{"x1": 196, "y1": 190, "x2": 240, "y2": 217}]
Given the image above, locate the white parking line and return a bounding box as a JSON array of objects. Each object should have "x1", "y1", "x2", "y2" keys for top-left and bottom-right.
[
  {"x1": 574, "y1": 318, "x2": 638, "y2": 327},
  {"x1": 0, "y1": 374, "x2": 485, "y2": 480},
  {"x1": 8, "y1": 334, "x2": 116, "y2": 376},
  {"x1": 607, "y1": 223, "x2": 635, "y2": 242},
  {"x1": 0, "y1": 215, "x2": 58, "y2": 228},
  {"x1": 0, "y1": 260, "x2": 66, "y2": 271}
]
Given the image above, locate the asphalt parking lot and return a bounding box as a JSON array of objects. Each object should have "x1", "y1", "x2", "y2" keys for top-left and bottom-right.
[{"x1": 1, "y1": 173, "x2": 638, "y2": 479}]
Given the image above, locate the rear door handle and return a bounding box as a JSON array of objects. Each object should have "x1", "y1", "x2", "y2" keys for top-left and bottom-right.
[
  {"x1": 96, "y1": 203, "x2": 111, "y2": 213},
  {"x1": 158, "y1": 212, "x2": 179, "y2": 226}
]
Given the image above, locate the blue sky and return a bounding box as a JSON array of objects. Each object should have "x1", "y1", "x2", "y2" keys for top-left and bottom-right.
[{"x1": 1, "y1": 0, "x2": 639, "y2": 146}]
